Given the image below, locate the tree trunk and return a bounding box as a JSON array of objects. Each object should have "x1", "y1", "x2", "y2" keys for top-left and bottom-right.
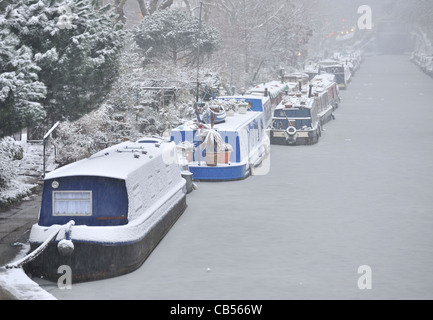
[
  {"x1": 159, "y1": 0, "x2": 174, "y2": 11},
  {"x1": 137, "y1": 0, "x2": 173, "y2": 17},
  {"x1": 114, "y1": 0, "x2": 127, "y2": 23},
  {"x1": 137, "y1": 0, "x2": 149, "y2": 17}
]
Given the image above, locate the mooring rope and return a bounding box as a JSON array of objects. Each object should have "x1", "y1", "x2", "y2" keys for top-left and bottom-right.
[{"x1": 4, "y1": 221, "x2": 75, "y2": 269}]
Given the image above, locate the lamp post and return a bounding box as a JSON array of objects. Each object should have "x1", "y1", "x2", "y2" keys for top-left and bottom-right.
[{"x1": 43, "y1": 122, "x2": 60, "y2": 178}]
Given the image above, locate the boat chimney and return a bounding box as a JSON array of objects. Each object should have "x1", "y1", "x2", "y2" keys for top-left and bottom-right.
[
  {"x1": 298, "y1": 81, "x2": 302, "y2": 92},
  {"x1": 264, "y1": 88, "x2": 268, "y2": 97},
  {"x1": 308, "y1": 84, "x2": 313, "y2": 98}
]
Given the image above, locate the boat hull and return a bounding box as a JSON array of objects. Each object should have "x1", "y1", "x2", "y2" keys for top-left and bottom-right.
[
  {"x1": 270, "y1": 130, "x2": 320, "y2": 146},
  {"x1": 24, "y1": 195, "x2": 187, "y2": 283},
  {"x1": 319, "y1": 107, "x2": 335, "y2": 126},
  {"x1": 188, "y1": 163, "x2": 249, "y2": 182}
]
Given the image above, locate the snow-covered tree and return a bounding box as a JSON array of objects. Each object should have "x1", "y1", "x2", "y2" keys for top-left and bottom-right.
[
  {"x1": 0, "y1": 0, "x2": 126, "y2": 128},
  {"x1": 205, "y1": 0, "x2": 312, "y2": 88},
  {"x1": 133, "y1": 8, "x2": 220, "y2": 66},
  {"x1": 0, "y1": 29, "x2": 47, "y2": 137}
]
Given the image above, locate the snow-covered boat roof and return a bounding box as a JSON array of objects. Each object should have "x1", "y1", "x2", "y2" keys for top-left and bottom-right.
[
  {"x1": 218, "y1": 94, "x2": 269, "y2": 103},
  {"x1": 45, "y1": 138, "x2": 172, "y2": 181},
  {"x1": 318, "y1": 59, "x2": 344, "y2": 68},
  {"x1": 173, "y1": 110, "x2": 263, "y2": 133},
  {"x1": 285, "y1": 72, "x2": 310, "y2": 80},
  {"x1": 311, "y1": 73, "x2": 337, "y2": 88},
  {"x1": 276, "y1": 95, "x2": 314, "y2": 110},
  {"x1": 247, "y1": 81, "x2": 288, "y2": 98}
]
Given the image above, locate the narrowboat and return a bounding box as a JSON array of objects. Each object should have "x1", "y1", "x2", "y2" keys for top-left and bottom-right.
[
  {"x1": 24, "y1": 138, "x2": 187, "y2": 283},
  {"x1": 318, "y1": 59, "x2": 352, "y2": 89},
  {"x1": 171, "y1": 106, "x2": 270, "y2": 182},
  {"x1": 310, "y1": 73, "x2": 341, "y2": 112},
  {"x1": 270, "y1": 94, "x2": 321, "y2": 146},
  {"x1": 283, "y1": 72, "x2": 310, "y2": 89},
  {"x1": 311, "y1": 89, "x2": 334, "y2": 126},
  {"x1": 246, "y1": 81, "x2": 289, "y2": 109}
]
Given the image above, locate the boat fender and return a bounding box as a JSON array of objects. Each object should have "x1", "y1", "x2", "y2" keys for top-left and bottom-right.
[
  {"x1": 57, "y1": 220, "x2": 75, "y2": 256},
  {"x1": 58, "y1": 239, "x2": 74, "y2": 257},
  {"x1": 286, "y1": 126, "x2": 297, "y2": 136}
]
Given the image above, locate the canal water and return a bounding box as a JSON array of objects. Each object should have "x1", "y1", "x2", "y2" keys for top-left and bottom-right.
[{"x1": 38, "y1": 54, "x2": 433, "y2": 300}]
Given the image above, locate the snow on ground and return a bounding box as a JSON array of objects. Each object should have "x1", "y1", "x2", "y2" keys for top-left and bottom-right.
[
  {"x1": 0, "y1": 245, "x2": 56, "y2": 300},
  {"x1": 0, "y1": 268, "x2": 57, "y2": 300},
  {"x1": 1, "y1": 139, "x2": 56, "y2": 206}
]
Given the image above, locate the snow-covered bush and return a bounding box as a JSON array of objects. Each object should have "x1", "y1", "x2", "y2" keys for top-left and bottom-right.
[
  {"x1": 0, "y1": 137, "x2": 21, "y2": 188},
  {"x1": 0, "y1": 136, "x2": 23, "y2": 162},
  {"x1": 52, "y1": 104, "x2": 115, "y2": 166},
  {"x1": 0, "y1": 137, "x2": 30, "y2": 207},
  {"x1": 103, "y1": 37, "x2": 226, "y2": 134}
]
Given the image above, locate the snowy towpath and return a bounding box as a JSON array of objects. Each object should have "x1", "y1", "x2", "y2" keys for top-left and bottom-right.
[{"x1": 36, "y1": 55, "x2": 433, "y2": 300}]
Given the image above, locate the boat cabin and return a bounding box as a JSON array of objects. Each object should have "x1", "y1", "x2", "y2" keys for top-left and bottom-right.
[
  {"x1": 171, "y1": 109, "x2": 270, "y2": 181},
  {"x1": 39, "y1": 138, "x2": 185, "y2": 227},
  {"x1": 318, "y1": 62, "x2": 351, "y2": 89},
  {"x1": 270, "y1": 95, "x2": 320, "y2": 146}
]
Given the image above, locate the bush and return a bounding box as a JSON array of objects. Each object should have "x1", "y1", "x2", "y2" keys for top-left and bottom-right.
[{"x1": 0, "y1": 137, "x2": 30, "y2": 207}]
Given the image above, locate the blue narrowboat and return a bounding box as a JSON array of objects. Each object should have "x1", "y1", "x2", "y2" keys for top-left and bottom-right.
[
  {"x1": 171, "y1": 108, "x2": 270, "y2": 182},
  {"x1": 270, "y1": 95, "x2": 321, "y2": 146},
  {"x1": 24, "y1": 138, "x2": 187, "y2": 283}
]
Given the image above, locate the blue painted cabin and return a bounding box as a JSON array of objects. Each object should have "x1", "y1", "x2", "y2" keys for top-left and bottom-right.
[
  {"x1": 26, "y1": 138, "x2": 187, "y2": 282},
  {"x1": 171, "y1": 110, "x2": 270, "y2": 181}
]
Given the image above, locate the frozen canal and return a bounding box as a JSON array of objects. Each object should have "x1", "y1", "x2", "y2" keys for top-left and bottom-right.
[{"x1": 38, "y1": 54, "x2": 433, "y2": 300}]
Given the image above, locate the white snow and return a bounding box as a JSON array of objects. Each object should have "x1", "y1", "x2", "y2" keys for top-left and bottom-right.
[
  {"x1": 0, "y1": 267, "x2": 56, "y2": 300},
  {"x1": 0, "y1": 246, "x2": 56, "y2": 300}
]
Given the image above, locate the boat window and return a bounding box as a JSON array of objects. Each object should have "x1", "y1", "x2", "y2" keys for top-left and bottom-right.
[
  {"x1": 53, "y1": 191, "x2": 92, "y2": 216},
  {"x1": 326, "y1": 67, "x2": 343, "y2": 74},
  {"x1": 273, "y1": 119, "x2": 288, "y2": 129},
  {"x1": 275, "y1": 109, "x2": 311, "y2": 118},
  {"x1": 273, "y1": 119, "x2": 312, "y2": 130},
  {"x1": 138, "y1": 140, "x2": 159, "y2": 144}
]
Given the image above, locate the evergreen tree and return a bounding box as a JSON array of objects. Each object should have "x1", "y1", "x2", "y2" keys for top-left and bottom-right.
[
  {"x1": 0, "y1": 0, "x2": 126, "y2": 128},
  {"x1": 0, "y1": 28, "x2": 47, "y2": 136},
  {"x1": 134, "y1": 8, "x2": 220, "y2": 66}
]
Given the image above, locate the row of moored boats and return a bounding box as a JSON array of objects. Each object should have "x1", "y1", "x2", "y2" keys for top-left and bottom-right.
[{"x1": 16, "y1": 51, "x2": 364, "y2": 283}]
